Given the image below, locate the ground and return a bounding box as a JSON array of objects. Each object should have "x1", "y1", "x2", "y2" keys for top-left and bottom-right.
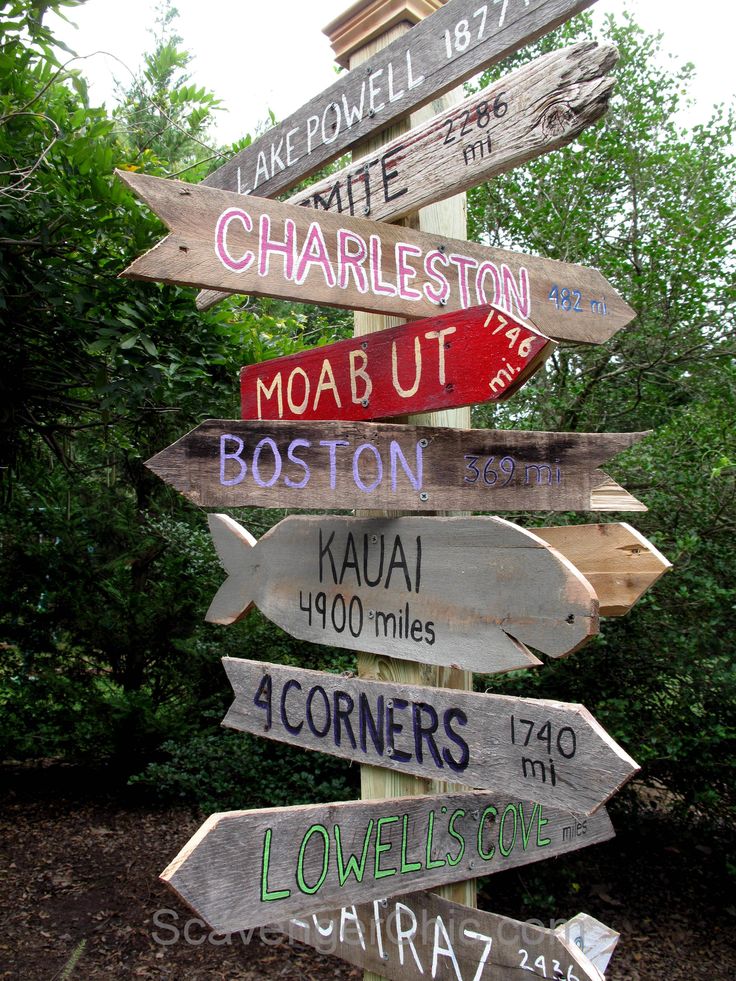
[{"x1": 1, "y1": 764, "x2": 734, "y2": 980}]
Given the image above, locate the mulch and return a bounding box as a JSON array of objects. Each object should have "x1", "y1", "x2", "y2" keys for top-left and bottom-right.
[{"x1": 0, "y1": 764, "x2": 734, "y2": 980}]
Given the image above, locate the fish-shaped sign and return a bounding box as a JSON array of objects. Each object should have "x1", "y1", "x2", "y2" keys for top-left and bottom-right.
[
  {"x1": 222, "y1": 657, "x2": 639, "y2": 813},
  {"x1": 278, "y1": 892, "x2": 616, "y2": 981},
  {"x1": 160, "y1": 790, "x2": 615, "y2": 933},
  {"x1": 206, "y1": 514, "x2": 600, "y2": 674},
  {"x1": 118, "y1": 170, "x2": 634, "y2": 346},
  {"x1": 240, "y1": 305, "x2": 554, "y2": 422},
  {"x1": 145, "y1": 419, "x2": 648, "y2": 513}
]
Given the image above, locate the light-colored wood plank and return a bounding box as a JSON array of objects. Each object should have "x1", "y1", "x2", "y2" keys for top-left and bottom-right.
[{"x1": 536, "y1": 523, "x2": 671, "y2": 616}]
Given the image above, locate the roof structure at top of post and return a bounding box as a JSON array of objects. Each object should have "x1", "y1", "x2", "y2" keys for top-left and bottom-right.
[{"x1": 323, "y1": 0, "x2": 446, "y2": 66}]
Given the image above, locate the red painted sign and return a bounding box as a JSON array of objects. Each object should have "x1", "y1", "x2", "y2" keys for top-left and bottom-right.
[{"x1": 241, "y1": 305, "x2": 553, "y2": 422}]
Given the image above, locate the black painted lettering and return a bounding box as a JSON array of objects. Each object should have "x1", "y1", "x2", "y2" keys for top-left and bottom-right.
[{"x1": 319, "y1": 528, "x2": 338, "y2": 584}]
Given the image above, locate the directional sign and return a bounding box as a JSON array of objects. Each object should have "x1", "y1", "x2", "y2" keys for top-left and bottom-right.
[
  {"x1": 206, "y1": 514, "x2": 599, "y2": 673},
  {"x1": 535, "y1": 523, "x2": 671, "y2": 616},
  {"x1": 555, "y1": 913, "x2": 620, "y2": 975},
  {"x1": 240, "y1": 305, "x2": 554, "y2": 422},
  {"x1": 222, "y1": 657, "x2": 639, "y2": 813},
  {"x1": 145, "y1": 419, "x2": 648, "y2": 512},
  {"x1": 289, "y1": 43, "x2": 617, "y2": 226},
  {"x1": 199, "y1": 40, "x2": 619, "y2": 314},
  {"x1": 160, "y1": 790, "x2": 615, "y2": 933},
  {"x1": 279, "y1": 891, "x2": 609, "y2": 981},
  {"x1": 201, "y1": 0, "x2": 600, "y2": 199},
  {"x1": 118, "y1": 171, "x2": 635, "y2": 346}
]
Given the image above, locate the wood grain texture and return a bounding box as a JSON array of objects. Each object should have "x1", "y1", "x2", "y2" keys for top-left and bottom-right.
[
  {"x1": 536, "y1": 523, "x2": 671, "y2": 616},
  {"x1": 117, "y1": 170, "x2": 634, "y2": 346},
  {"x1": 287, "y1": 42, "x2": 617, "y2": 226},
  {"x1": 144, "y1": 419, "x2": 649, "y2": 512},
  {"x1": 554, "y1": 913, "x2": 620, "y2": 975},
  {"x1": 199, "y1": 0, "x2": 599, "y2": 199},
  {"x1": 205, "y1": 514, "x2": 599, "y2": 671},
  {"x1": 221, "y1": 657, "x2": 639, "y2": 813},
  {"x1": 278, "y1": 891, "x2": 606, "y2": 981},
  {"x1": 160, "y1": 791, "x2": 615, "y2": 933},
  {"x1": 240, "y1": 304, "x2": 554, "y2": 422}
]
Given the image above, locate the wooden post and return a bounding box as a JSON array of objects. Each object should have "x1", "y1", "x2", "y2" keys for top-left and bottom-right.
[{"x1": 324, "y1": 8, "x2": 475, "y2": 979}]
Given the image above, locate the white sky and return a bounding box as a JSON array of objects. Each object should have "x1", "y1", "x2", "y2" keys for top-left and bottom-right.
[{"x1": 50, "y1": 0, "x2": 735, "y2": 146}]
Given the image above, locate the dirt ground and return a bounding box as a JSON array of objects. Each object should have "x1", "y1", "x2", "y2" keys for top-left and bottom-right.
[{"x1": 1, "y1": 764, "x2": 734, "y2": 981}]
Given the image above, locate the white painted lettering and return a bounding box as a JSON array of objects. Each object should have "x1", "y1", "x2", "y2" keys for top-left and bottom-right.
[{"x1": 424, "y1": 326, "x2": 457, "y2": 385}]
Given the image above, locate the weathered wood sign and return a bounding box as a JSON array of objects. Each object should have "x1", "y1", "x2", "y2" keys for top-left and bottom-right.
[
  {"x1": 118, "y1": 171, "x2": 635, "y2": 346},
  {"x1": 289, "y1": 43, "x2": 616, "y2": 226},
  {"x1": 161, "y1": 790, "x2": 615, "y2": 933},
  {"x1": 555, "y1": 913, "x2": 620, "y2": 975},
  {"x1": 222, "y1": 657, "x2": 639, "y2": 813},
  {"x1": 206, "y1": 514, "x2": 599, "y2": 673},
  {"x1": 240, "y1": 305, "x2": 554, "y2": 422},
  {"x1": 201, "y1": 0, "x2": 600, "y2": 199},
  {"x1": 535, "y1": 523, "x2": 671, "y2": 616},
  {"x1": 145, "y1": 419, "x2": 648, "y2": 512},
  {"x1": 279, "y1": 891, "x2": 608, "y2": 981}
]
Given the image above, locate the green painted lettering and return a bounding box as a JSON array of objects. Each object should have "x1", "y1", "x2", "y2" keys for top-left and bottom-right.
[
  {"x1": 477, "y1": 806, "x2": 497, "y2": 861},
  {"x1": 425, "y1": 810, "x2": 446, "y2": 870},
  {"x1": 375, "y1": 815, "x2": 399, "y2": 879},
  {"x1": 296, "y1": 824, "x2": 330, "y2": 895},
  {"x1": 446, "y1": 808, "x2": 466, "y2": 866},
  {"x1": 499, "y1": 803, "x2": 518, "y2": 857},
  {"x1": 537, "y1": 806, "x2": 551, "y2": 847},
  {"x1": 260, "y1": 828, "x2": 291, "y2": 902},
  {"x1": 519, "y1": 802, "x2": 538, "y2": 850},
  {"x1": 335, "y1": 820, "x2": 374, "y2": 886},
  {"x1": 400, "y1": 813, "x2": 422, "y2": 873}
]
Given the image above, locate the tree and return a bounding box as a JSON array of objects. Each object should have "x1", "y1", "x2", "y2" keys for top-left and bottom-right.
[{"x1": 468, "y1": 13, "x2": 736, "y2": 818}]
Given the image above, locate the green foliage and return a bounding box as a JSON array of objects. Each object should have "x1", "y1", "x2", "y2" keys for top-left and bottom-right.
[
  {"x1": 130, "y1": 728, "x2": 357, "y2": 813},
  {"x1": 470, "y1": 13, "x2": 736, "y2": 820}
]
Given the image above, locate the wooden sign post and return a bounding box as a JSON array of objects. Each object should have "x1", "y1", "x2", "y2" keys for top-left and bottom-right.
[
  {"x1": 118, "y1": 169, "x2": 635, "y2": 346},
  {"x1": 160, "y1": 790, "x2": 615, "y2": 933},
  {"x1": 204, "y1": 513, "x2": 600, "y2": 672},
  {"x1": 145, "y1": 418, "x2": 648, "y2": 512},
  {"x1": 221, "y1": 657, "x2": 639, "y2": 813},
  {"x1": 280, "y1": 891, "x2": 613, "y2": 981},
  {"x1": 240, "y1": 304, "x2": 555, "y2": 422}
]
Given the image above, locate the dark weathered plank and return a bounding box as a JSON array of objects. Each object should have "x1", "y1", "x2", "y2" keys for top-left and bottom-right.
[
  {"x1": 222, "y1": 657, "x2": 639, "y2": 813},
  {"x1": 240, "y1": 305, "x2": 554, "y2": 422},
  {"x1": 202, "y1": 0, "x2": 600, "y2": 198},
  {"x1": 288, "y1": 43, "x2": 616, "y2": 225},
  {"x1": 145, "y1": 419, "x2": 648, "y2": 512},
  {"x1": 160, "y1": 791, "x2": 615, "y2": 933},
  {"x1": 118, "y1": 171, "x2": 634, "y2": 346},
  {"x1": 207, "y1": 514, "x2": 599, "y2": 672},
  {"x1": 536, "y1": 523, "x2": 671, "y2": 616},
  {"x1": 278, "y1": 891, "x2": 608, "y2": 981}
]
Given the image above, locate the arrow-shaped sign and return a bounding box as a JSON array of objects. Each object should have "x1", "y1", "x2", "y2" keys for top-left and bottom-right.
[
  {"x1": 279, "y1": 891, "x2": 613, "y2": 981},
  {"x1": 206, "y1": 514, "x2": 599, "y2": 673},
  {"x1": 118, "y1": 171, "x2": 634, "y2": 346},
  {"x1": 535, "y1": 523, "x2": 671, "y2": 616},
  {"x1": 160, "y1": 791, "x2": 615, "y2": 934},
  {"x1": 202, "y1": 0, "x2": 600, "y2": 199},
  {"x1": 198, "y1": 40, "x2": 620, "y2": 317},
  {"x1": 240, "y1": 305, "x2": 554, "y2": 422},
  {"x1": 145, "y1": 419, "x2": 648, "y2": 512},
  {"x1": 222, "y1": 657, "x2": 639, "y2": 813}
]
